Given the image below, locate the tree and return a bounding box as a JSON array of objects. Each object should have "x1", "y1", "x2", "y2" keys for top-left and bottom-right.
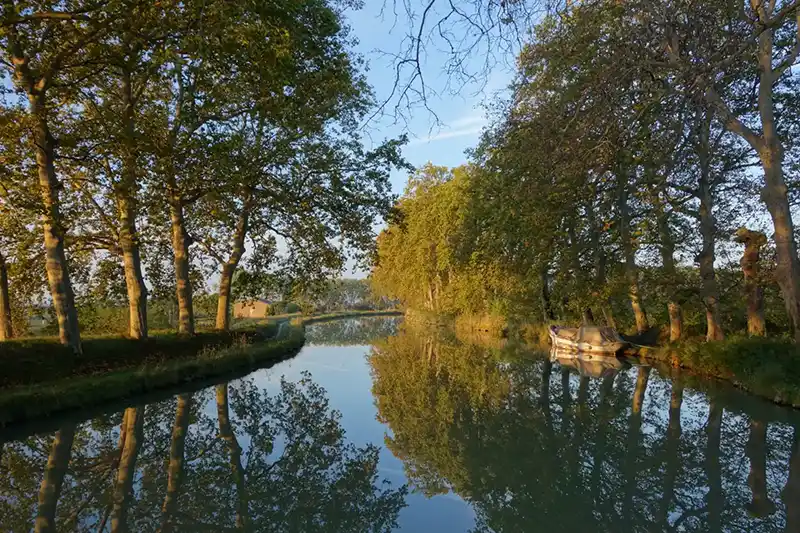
[{"x1": 0, "y1": 0, "x2": 119, "y2": 352}]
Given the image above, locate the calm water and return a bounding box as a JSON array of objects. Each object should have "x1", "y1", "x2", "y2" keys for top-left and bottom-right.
[{"x1": 1, "y1": 316, "x2": 799, "y2": 532}]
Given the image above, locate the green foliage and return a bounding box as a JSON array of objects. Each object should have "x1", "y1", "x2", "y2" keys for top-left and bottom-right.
[{"x1": 665, "y1": 336, "x2": 800, "y2": 406}]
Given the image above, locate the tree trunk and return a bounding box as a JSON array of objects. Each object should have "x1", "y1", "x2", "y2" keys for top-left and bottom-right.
[
  {"x1": 159, "y1": 394, "x2": 191, "y2": 533},
  {"x1": 582, "y1": 307, "x2": 595, "y2": 325},
  {"x1": 0, "y1": 251, "x2": 12, "y2": 340},
  {"x1": 756, "y1": 20, "x2": 800, "y2": 342},
  {"x1": 760, "y1": 155, "x2": 800, "y2": 341},
  {"x1": 695, "y1": 112, "x2": 725, "y2": 341},
  {"x1": 216, "y1": 384, "x2": 248, "y2": 529},
  {"x1": 34, "y1": 424, "x2": 76, "y2": 533},
  {"x1": 705, "y1": 400, "x2": 723, "y2": 533},
  {"x1": 168, "y1": 193, "x2": 194, "y2": 335},
  {"x1": 31, "y1": 103, "x2": 82, "y2": 353},
  {"x1": 117, "y1": 70, "x2": 148, "y2": 339},
  {"x1": 216, "y1": 195, "x2": 252, "y2": 331},
  {"x1": 540, "y1": 265, "x2": 555, "y2": 322},
  {"x1": 735, "y1": 228, "x2": 767, "y2": 336},
  {"x1": 617, "y1": 179, "x2": 648, "y2": 333},
  {"x1": 746, "y1": 418, "x2": 776, "y2": 518},
  {"x1": 111, "y1": 407, "x2": 145, "y2": 533},
  {"x1": 656, "y1": 197, "x2": 682, "y2": 341}
]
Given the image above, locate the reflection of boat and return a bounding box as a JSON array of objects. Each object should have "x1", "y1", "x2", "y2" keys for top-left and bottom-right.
[
  {"x1": 548, "y1": 325, "x2": 629, "y2": 354},
  {"x1": 551, "y1": 346, "x2": 631, "y2": 378}
]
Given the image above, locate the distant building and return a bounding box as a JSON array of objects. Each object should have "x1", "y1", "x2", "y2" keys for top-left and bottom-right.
[{"x1": 233, "y1": 299, "x2": 272, "y2": 319}]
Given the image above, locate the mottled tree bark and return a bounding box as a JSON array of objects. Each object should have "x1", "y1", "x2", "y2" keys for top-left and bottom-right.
[
  {"x1": 7, "y1": 32, "x2": 82, "y2": 353},
  {"x1": 168, "y1": 192, "x2": 195, "y2": 335},
  {"x1": 617, "y1": 178, "x2": 648, "y2": 333},
  {"x1": 746, "y1": 419, "x2": 776, "y2": 518},
  {"x1": 735, "y1": 228, "x2": 767, "y2": 336},
  {"x1": 216, "y1": 195, "x2": 252, "y2": 331},
  {"x1": 696, "y1": 113, "x2": 724, "y2": 341},
  {"x1": 703, "y1": 13, "x2": 800, "y2": 341},
  {"x1": 0, "y1": 251, "x2": 12, "y2": 340},
  {"x1": 756, "y1": 21, "x2": 800, "y2": 342},
  {"x1": 111, "y1": 407, "x2": 145, "y2": 533},
  {"x1": 32, "y1": 105, "x2": 82, "y2": 353},
  {"x1": 705, "y1": 400, "x2": 723, "y2": 533},
  {"x1": 655, "y1": 198, "x2": 682, "y2": 341},
  {"x1": 216, "y1": 384, "x2": 249, "y2": 529},
  {"x1": 35, "y1": 424, "x2": 76, "y2": 533},
  {"x1": 117, "y1": 70, "x2": 148, "y2": 339},
  {"x1": 159, "y1": 394, "x2": 191, "y2": 533}
]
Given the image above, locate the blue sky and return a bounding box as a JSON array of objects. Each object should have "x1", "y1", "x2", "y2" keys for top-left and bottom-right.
[{"x1": 344, "y1": 2, "x2": 517, "y2": 195}]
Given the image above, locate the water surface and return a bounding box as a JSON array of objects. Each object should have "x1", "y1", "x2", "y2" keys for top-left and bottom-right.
[{"x1": 1, "y1": 316, "x2": 799, "y2": 532}]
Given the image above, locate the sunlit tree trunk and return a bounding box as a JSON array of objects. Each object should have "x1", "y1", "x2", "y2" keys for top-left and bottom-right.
[
  {"x1": 655, "y1": 197, "x2": 682, "y2": 341},
  {"x1": 755, "y1": 22, "x2": 800, "y2": 342},
  {"x1": 746, "y1": 418, "x2": 776, "y2": 518},
  {"x1": 216, "y1": 195, "x2": 252, "y2": 331},
  {"x1": 0, "y1": 251, "x2": 12, "y2": 340},
  {"x1": 216, "y1": 384, "x2": 249, "y2": 529},
  {"x1": 617, "y1": 177, "x2": 648, "y2": 333},
  {"x1": 783, "y1": 429, "x2": 800, "y2": 533},
  {"x1": 32, "y1": 102, "x2": 82, "y2": 353},
  {"x1": 703, "y1": 13, "x2": 800, "y2": 341},
  {"x1": 6, "y1": 24, "x2": 81, "y2": 352},
  {"x1": 705, "y1": 400, "x2": 724, "y2": 533},
  {"x1": 111, "y1": 407, "x2": 145, "y2": 533},
  {"x1": 159, "y1": 394, "x2": 191, "y2": 533},
  {"x1": 657, "y1": 375, "x2": 683, "y2": 527},
  {"x1": 168, "y1": 189, "x2": 194, "y2": 335},
  {"x1": 34, "y1": 424, "x2": 76, "y2": 533},
  {"x1": 117, "y1": 70, "x2": 148, "y2": 340},
  {"x1": 735, "y1": 228, "x2": 767, "y2": 336},
  {"x1": 696, "y1": 112, "x2": 724, "y2": 341}
]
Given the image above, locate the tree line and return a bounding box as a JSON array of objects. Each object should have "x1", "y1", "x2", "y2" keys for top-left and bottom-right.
[
  {"x1": 372, "y1": 0, "x2": 800, "y2": 341},
  {"x1": 0, "y1": 0, "x2": 405, "y2": 352},
  {"x1": 370, "y1": 325, "x2": 800, "y2": 531}
]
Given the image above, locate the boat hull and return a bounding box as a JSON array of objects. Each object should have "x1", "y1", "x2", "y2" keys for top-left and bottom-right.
[{"x1": 548, "y1": 327, "x2": 629, "y2": 354}]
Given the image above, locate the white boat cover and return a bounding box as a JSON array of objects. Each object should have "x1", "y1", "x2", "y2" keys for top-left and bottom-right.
[{"x1": 553, "y1": 326, "x2": 624, "y2": 346}]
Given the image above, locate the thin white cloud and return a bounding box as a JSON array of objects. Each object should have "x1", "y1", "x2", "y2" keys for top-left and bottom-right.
[
  {"x1": 406, "y1": 113, "x2": 487, "y2": 146},
  {"x1": 449, "y1": 114, "x2": 486, "y2": 129},
  {"x1": 408, "y1": 125, "x2": 485, "y2": 145}
]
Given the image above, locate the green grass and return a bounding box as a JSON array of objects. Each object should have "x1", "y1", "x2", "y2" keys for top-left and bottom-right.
[
  {"x1": 0, "y1": 310, "x2": 402, "y2": 427},
  {"x1": 643, "y1": 335, "x2": 800, "y2": 408},
  {"x1": 0, "y1": 325, "x2": 279, "y2": 388},
  {"x1": 0, "y1": 326, "x2": 305, "y2": 427}
]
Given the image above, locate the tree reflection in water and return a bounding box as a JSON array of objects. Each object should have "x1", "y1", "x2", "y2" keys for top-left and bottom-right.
[
  {"x1": 0, "y1": 372, "x2": 407, "y2": 532},
  {"x1": 370, "y1": 325, "x2": 800, "y2": 532}
]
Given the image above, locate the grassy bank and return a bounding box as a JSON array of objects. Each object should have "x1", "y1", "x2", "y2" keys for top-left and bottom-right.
[
  {"x1": 639, "y1": 336, "x2": 800, "y2": 408},
  {"x1": 0, "y1": 310, "x2": 401, "y2": 427}
]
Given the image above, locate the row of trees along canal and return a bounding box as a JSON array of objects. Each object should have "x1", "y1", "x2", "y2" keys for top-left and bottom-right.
[
  {"x1": 371, "y1": 0, "x2": 800, "y2": 342},
  {"x1": 0, "y1": 1, "x2": 407, "y2": 352}
]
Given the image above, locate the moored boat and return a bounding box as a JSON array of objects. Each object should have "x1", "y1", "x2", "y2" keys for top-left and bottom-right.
[{"x1": 548, "y1": 325, "x2": 629, "y2": 354}]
